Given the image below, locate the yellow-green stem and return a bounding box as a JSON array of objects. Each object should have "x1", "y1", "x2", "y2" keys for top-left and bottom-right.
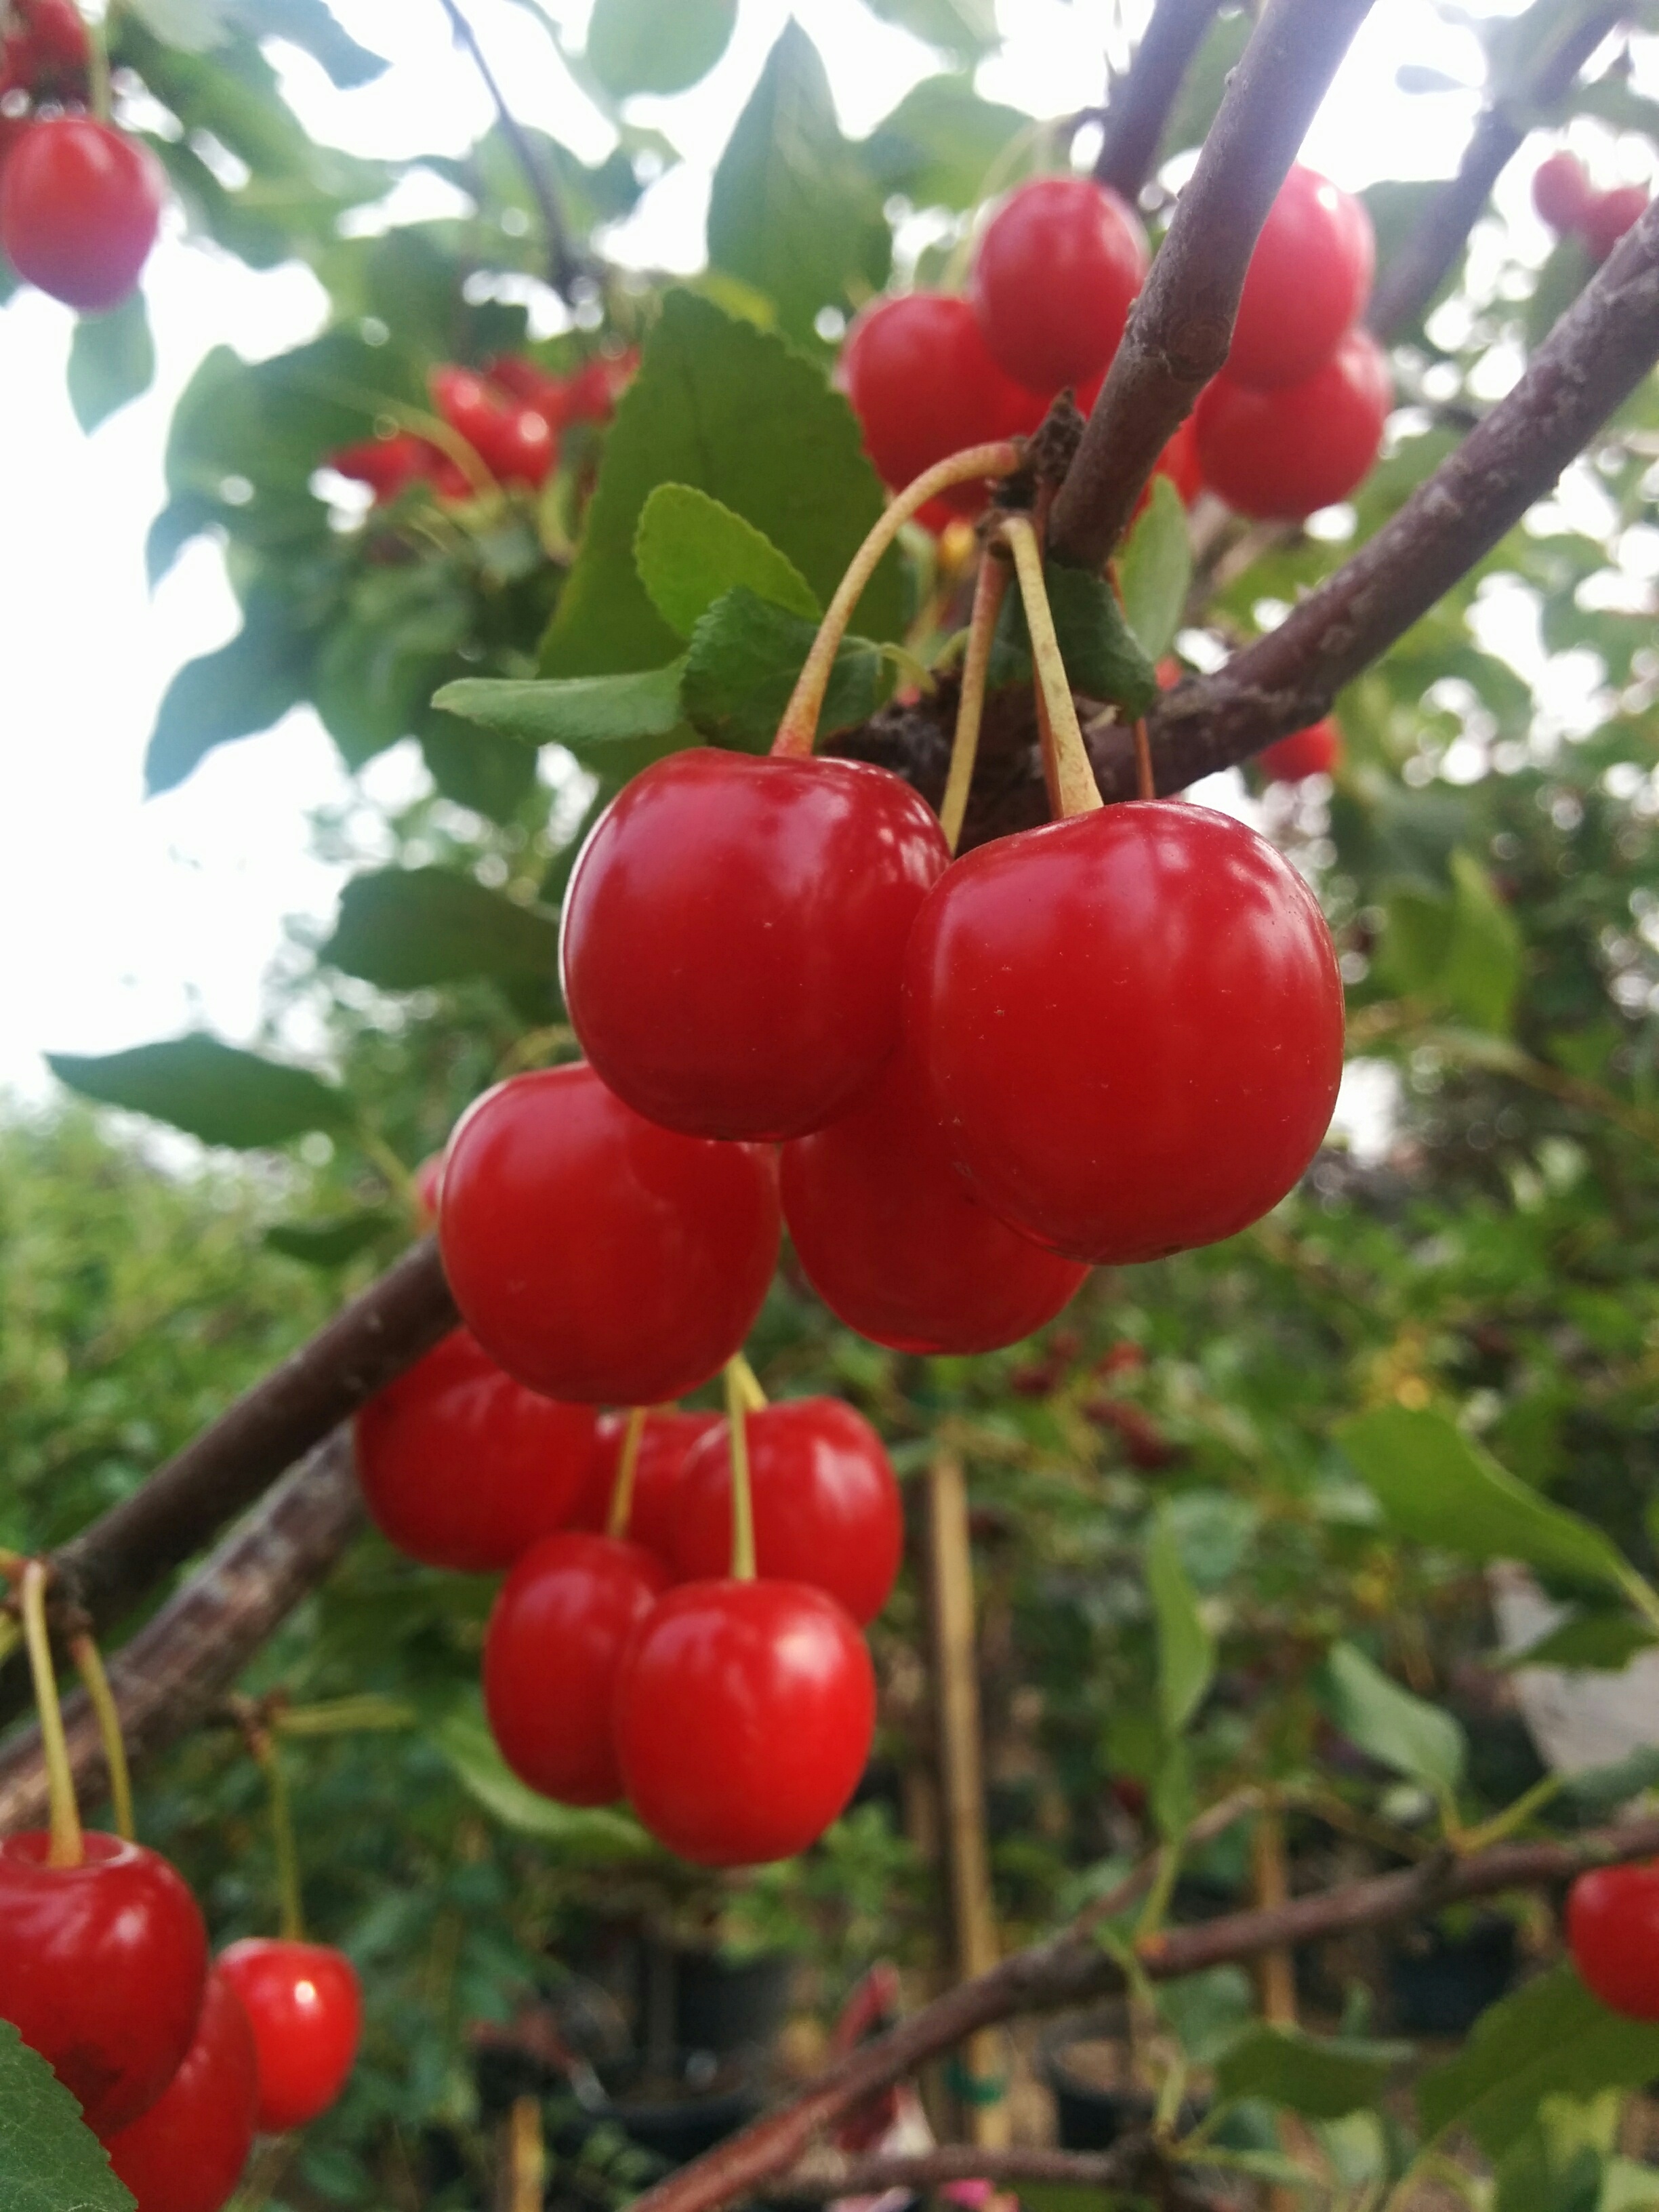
[
  {"x1": 724, "y1": 1360, "x2": 758, "y2": 1582},
  {"x1": 260, "y1": 1740, "x2": 306, "y2": 1944},
  {"x1": 85, "y1": 6, "x2": 111, "y2": 123},
  {"x1": 70, "y1": 1633, "x2": 134, "y2": 1844},
  {"x1": 21, "y1": 1564, "x2": 81, "y2": 1868},
  {"x1": 605, "y1": 1406, "x2": 649, "y2": 1541},
  {"x1": 939, "y1": 552, "x2": 1010, "y2": 855},
  {"x1": 773, "y1": 441, "x2": 1021, "y2": 759},
  {"x1": 726, "y1": 1352, "x2": 769, "y2": 1415},
  {"x1": 998, "y1": 514, "x2": 1102, "y2": 820}
]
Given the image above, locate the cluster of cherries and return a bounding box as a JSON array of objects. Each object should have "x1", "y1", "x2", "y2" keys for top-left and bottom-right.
[
  {"x1": 0, "y1": 1822, "x2": 359, "y2": 2211},
  {"x1": 328, "y1": 349, "x2": 636, "y2": 507},
  {"x1": 0, "y1": 1, "x2": 164, "y2": 312},
  {"x1": 1532, "y1": 148, "x2": 1649, "y2": 263},
  {"x1": 841, "y1": 163, "x2": 1388, "y2": 527}
]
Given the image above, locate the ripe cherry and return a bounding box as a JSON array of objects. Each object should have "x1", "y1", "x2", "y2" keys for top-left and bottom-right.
[
  {"x1": 104, "y1": 1969, "x2": 259, "y2": 2212},
  {"x1": 903, "y1": 800, "x2": 1345, "y2": 1265},
  {"x1": 216, "y1": 1938, "x2": 361, "y2": 2133},
  {"x1": 1567, "y1": 1862, "x2": 1659, "y2": 2020},
  {"x1": 1195, "y1": 327, "x2": 1391, "y2": 520},
  {"x1": 614, "y1": 1580, "x2": 876, "y2": 1866},
  {"x1": 484, "y1": 1532, "x2": 669, "y2": 1805},
  {"x1": 327, "y1": 433, "x2": 436, "y2": 505},
  {"x1": 1532, "y1": 149, "x2": 1595, "y2": 235},
  {"x1": 1227, "y1": 166, "x2": 1374, "y2": 390},
  {"x1": 1259, "y1": 718, "x2": 1343, "y2": 783},
  {"x1": 0, "y1": 117, "x2": 165, "y2": 312},
  {"x1": 430, "y1": 365, "x2": 557, "y2": 487},
  {"x1": 671, "y1": 1399, "x2": 903, "y2": 1624},
  {"x1": 562, "y1": 749, "x2": 951, "y2": 1141},
  {"x1": 1, "y1": 0, "x2": 88, "y2": 97},
  {"x1": 1581, "y1": 183, "x2": 1649, "y2": 262},
  {"x1": 970, "y1": 176, "x2": 1149, "y2": 395},
  {"x1": 565, "y1": 1409, "x2": 722, "y2": 1557},
  {"x1": 438, "y1": 1065, "x2": 781, "y2": 1404},
  {"x1": 412, "y1": 1149, "x2": 445, "y2": 1219},
  {"x1": 0, "y1": 1830, "x2": 208, "y2": 2137},
  {"x1": 562, "y1": 348, "x2": 638, "y2": 424},
  {"x1": 780, "y1": 1047, "x2": 1086, "y2": 1355},
  {"x1": 353, "y1": 1329, "x2": 596, "y2": 1574}
]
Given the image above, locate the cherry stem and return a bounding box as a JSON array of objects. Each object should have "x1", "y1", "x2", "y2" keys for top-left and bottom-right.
[
  {"x1": 939, "y1": 551, "x2": 1011, "y2": 856},
  {"x1": 69, "y1": 1633, "x2": 134, "y2": 1844},
  {"x1": 20, "y1": 1564, "x2": 82, "y2": 1869},
  {"x1": 605, "y1": 1406, "x2": 649, "y2": 1541},
  {"x1": 726, "y1": 1352, "x2": 768, "y2": 1415},
  {"x1": 1132, "y1": 718, "x2": 1156, "y2": 803},
  {"x1": 85, "y1": 7, "x2": 111, "y2": 125},
  {"x1": 258, "y1": 1738, "x2": 306, "y2": 1944},
  {"x1": 772, "y1": 441, "x2": 1023, "y2": 760},
  {"x1": 723, "y1": 1360, "x2": 758, "y2": 1584},
  {"x1": 998, "y1": 515, "x2": 1103, "y2": 821}
]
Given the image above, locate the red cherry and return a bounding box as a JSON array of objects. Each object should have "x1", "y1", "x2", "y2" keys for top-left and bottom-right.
[
  {"x1": 483, "y1": 1532, "x2": 669, "y2": 1805},
  {"x1": 902, "y1": 800, "x2": 1344, "y2": 1265},
  {"x1": 970, "y1": 176, "x2": 1149, "y2": 396},
  {"x1": 104, "y1": 1970, "x2": 258, "y2": 2212},
  {"x1": 430, "y1": 366, "x2": 556, "y2": 486},
  {"x1": 485, "y1": 352, "x2": 568, "y2": 417},
  {"x1": 353, "y1": 1329, "x2": 596, "y2": 1573},
  {"x1": 562, "y1": 348, "x2": 638, "y2": 424},
  {"x1": 413, "y1": 1149, "x2": 445, "y2": 1220},
  {"x1": 1195, "y1": 327, "x2": 1391, "y2": 520},
  {"x1": 327, "y1": 433, "x2": 436, "y2": 504},
  {"x1": 1532, "y1": 150, "x2": 1595, "y2": 235},
  {"x1": 1258, "y1": 717, "x2": 1343, "y2": 783},
  {"x1": 0, "y1": 1830, "x2": 208, "y2": 2137},
  {"x1": 562, "y1": 750, "x2": 951, "y2": 1142},
  {"x1": 216, "y1": 1939, "x2": 361, "y2": 2133},
  {"x1": 0, "y1": 117, "x2": 164, "y2": 312},
  {"x1": 565, "y1": 1409, "x2": 722, "y2": 1556},
  {"x1": 438, "y1": 1065, "x2": 781, "y2": 1404},
  {"x1": 1568, "y1": 1863, "x2": 1659, "y2": 2019},
  {"x1": 1227, "y1": 166, "x2": 1374, "y2": 390},
  {"x1": 1, "y1": 0, "x2": 88, "y2": 96},
  {"x1": 780, "y1": 1046, "x2": 1086, "y2": 1355},
  {"x1": 1581, "y1": 183, "x2": 1648, "y2": 262},
  {"x1": 670, "y1": 1400, "x2": 903, "y2": 1624},
  {"x1": 613, "y1": 1580, "x2": 876, "y2": 1866}
]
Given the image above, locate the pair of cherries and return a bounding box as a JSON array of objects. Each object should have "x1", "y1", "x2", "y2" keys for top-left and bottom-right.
[{"x1": 1532, "y1": 149, "x2": 1649, "y2": 264}]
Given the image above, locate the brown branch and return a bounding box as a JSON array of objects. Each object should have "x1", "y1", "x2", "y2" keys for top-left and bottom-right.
[
  {"x1": 1048, "y1": 0, "x2": 1378, "y2": 570},
  {"x1": 772, "y1": 2143, "x2": 1155, "y2": 2200},
  {"x1": 0, "y1": 1433, "x2": 362, "y2": 1834},
  {"x1": 1092, "y1": 0, "x2": 1225, "y2": 203},
  {"x1": 438, "y1": 0, "x2": 587, "y2": 300}
]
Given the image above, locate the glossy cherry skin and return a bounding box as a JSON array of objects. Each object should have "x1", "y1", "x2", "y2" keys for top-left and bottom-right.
[
  {"x1": 216, "y1": 1939, "x2": 361, "y2": 2134},
  {"x1": 1533, "y1": 150, "x2": 1595, "y2": 234},
  {"x1": 614, "y1": 1580, "x2": 876, "y2": 1866},
  {"x1": 0, "y1": 118, "x2": 165, "y2": 312},
  {"x1": 328, "y1": 433, "x2": 436, "y2": 504},
  {"x1": 1259, "y1": 718, "x2": 1343, "y2": 783},
  {"x1": 1568, "y1": 1862, "x2": 1659, "y2": 2020},
  {"x1": 565, "y1": 1409, "x2": 722, "y2": 1557},
  {"x1": 671, "y1": 1400, "x2": 903, "y2": 1624},
  {"x1": 484, "y1": 1532, "x2": 670, "y2": 1804},
  {"x1": 439, "y1": 1065, "x2": 781, "y2": 1405},
  {"x1": 903, "y1": 801, "x2": 1345, "y2": 1265},
  {"x1": 104, "y1": 1970, "x2": 258, "y2": 2212},
  {"x1": 1582, "y1": 183, "x2": 1649, "y2": 262},
  {"x1": 0, "y1": 1830, "x2": 208, "y2": 2137},
  {"x1": 562, "y1": 749, "x2": 951, "y2": 1142},
  {"x1": 970, "y1": 176, "x2": 1149, "y2": 395},
  {"x1": 0, "y1": 0, "x2": 89, "y2": 96},
  {"x1": 431, "y1": 365, "x2": 557, "y2": 487},
  {"x1": 353, "y1": 1328, "x2": 596, "y2": 1573},
  {"x1": 1195, "y1": 327, "x2": 1391, "y2": 520},
  {"x1": 1227, "y1": 166, "x2": 1374, "y2": 390},
  {"x1": 781, "y1": 1046, "x2": 1086, "y2": 1355}
]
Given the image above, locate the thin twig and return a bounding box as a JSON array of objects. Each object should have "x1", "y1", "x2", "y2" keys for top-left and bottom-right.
[
  {"x1": 438, "y1": 0, "x2": 587, "y2": 300},
  {"x1": 1094, "y1": 0, "x2": 1226, "y2": 202}
]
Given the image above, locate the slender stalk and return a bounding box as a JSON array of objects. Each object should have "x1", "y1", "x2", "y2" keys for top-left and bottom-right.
[
  {"x1": 726, "y1": 1352, "x2": 769, "y2": 1415},
  {"x1": 998, "y1": 516, "x2": 1102, "y2": 820},
  {"x1": 260, "y1": 1740, "x2": 306, "y2": 1944},
  {"x1": 1132, "y1": 719, "x2": 1155, "y2": 802},
  {"x1": 436, "y1": 0, "x2": 585, "y2": 299},
  {"x1": 723, "y1": 1361, "x2": 758, "y2": 1584},
  {"x1": 85, "y1": 6, "x2": 111, "y2": 125},
  {"x1": 605, "y1": 1406, "x2": 649, "y2": 1541},
  {"x1": 69, "y1": 1633, "x2": 133, "y2": 1843},
  {"x1": 20, "y1": 1565, "x2": 81, "y2": 1868},
  {"x1": 939, "y1": 553, "x2": 1010, "y2": 855},
  {"x1": 773, "y1": 443, "x2": 1021, "y2": 759}
]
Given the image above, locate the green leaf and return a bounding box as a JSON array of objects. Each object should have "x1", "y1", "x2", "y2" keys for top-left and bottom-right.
[
  {"x1": 434, "y1": 665, "x2": 688, "y2": 762},
  {"x1": 47, "y1": 1037, "x2": 349, "y2": 1149},
  {"x1": 1147, "y1": 1506, "x2": 1214, "y2": 1736},
  {"x1": 1441, "y1": 850, "x2": 1523, "y2": 1036},
  {"x1": 681, "y1": 587, "x2": 883, "y2": 749},
  {"x1": 634, "y1": 486, "x2": 819, "y2": 639},
  {"x1": 1158, "y1": 1966, "x2": 1256, "y2": 2065},
  {"x1": 1313, "y1": 1640, "x2": 1467, "y2": 1797},
  {"x1": 863, "y1": 0, "x2": 998, "y2": 53},
  {"x1": 586, "y1": 0, "x2": 736, "y2": 95},
  {"x1": 67, "y1": 293, "x2": 155, "y2": 433},
  {"x1": 1336, "y1": 1406, "x2": 1638, "y2": 1599},
  {"x1": 1216, "y1": 2024, "x2": 1411, "y2": 2121},
  {"x1": 322, "y1": 870, "x2": 560, "y2": 992},
  {"x1": 144, "y1": 596, "x2": 314, "y2": 795},
  {"x1": 0, "y1": 2018, "x2": 135, "y2": 2211},
  {"x1": 994, "y1": 561, "x2": 1160, "y2": 715},
  {"x1": 264, "y1": 1210, "x2": 395, "y2": 1267},
  {"x1": 1117, "y1": 477, "x2": 1192, "y2": 662},
  {"x1": 1502, "y1": 1612, "x2": 1659, "y2": 1673},
  {"x1": 1557, "y1": 1744, "x2": 1659, "y2": 1816},
  {"x1": 864, "y1": 74, "x2": 1029, "y2": 210},
  {"x1": 227, "y1": 0, "x2": 386, "y2": 83},
  {"x1": 540, "y1": 290, "x2": 901, "y2": 678},
  {"x1": 705, "y1": 21, "x2": 891, "y2": 351},
  {"x1": 1418, "y1": 1967, "x2": 1659, "y2": 2156},
  {"x1": 431, "y1": 1706, "x2": 657, "y2": 1856}
]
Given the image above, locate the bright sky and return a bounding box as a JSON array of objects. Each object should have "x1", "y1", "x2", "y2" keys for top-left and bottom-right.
[{"x1": 0, "y1": 0, "x2": 1595, "y2": 1118}]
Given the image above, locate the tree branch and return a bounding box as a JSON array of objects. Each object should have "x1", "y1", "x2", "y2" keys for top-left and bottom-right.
[
  {"x1": 1048, "y1": 0, "x2": 1378, "y2": 571},
  {"x1": 1092, "y1": 0, "x2": 1225, "y2": 204},
  {"x1": 0, "y1": 1434, "x2": 362, "y2": 1834},
  {"x1": 772, "y1": 2143, "x2": 1158, "y2": 2201},
  {"x1": 438, "y1": 0, "x2": 588, "y2": 300}
]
